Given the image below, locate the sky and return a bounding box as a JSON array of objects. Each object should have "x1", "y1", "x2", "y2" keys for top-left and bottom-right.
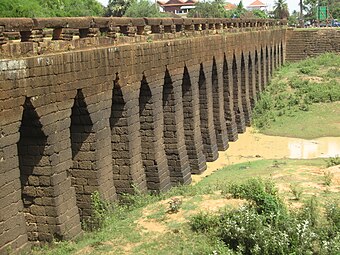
[{"x1": 97, "y1": 0, "x2": 300, "y2": 13}]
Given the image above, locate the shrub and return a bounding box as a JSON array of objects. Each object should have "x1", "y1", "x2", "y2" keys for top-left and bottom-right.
[
  {"x1": 227, "y1": 178, "x2": 285, "y2": 216},
  {"x1": 84, "y1": 191, "x2": 114, "y2": 231},
  {"x1": 326, "y1": 156, "x2": 340, "y2": 167},
  {"x1": 190, "y1": 212, "x2": 220, "y2": 232},
  {"x1": 323, "y1": 171, "x2": 334, "y2": 186},
  {"x1": 325, "y1": 202, "x2": 340, "y2": 230},
  {"x1": 290, "y1": 183, "x2": 303, "y2": 200},
  {"x1": 191, "y1": 179, "x2": 340, "y2": 255},
  {"x1": 252, "y1": 53, "x2": 340, "y2": 131},
  {"x1": 167, "y1": 198, "x2": 182, "y2": 213}
]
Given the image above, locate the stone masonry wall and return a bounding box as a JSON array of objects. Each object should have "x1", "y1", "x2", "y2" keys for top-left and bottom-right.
[
  {"x1": 0, "y1": 17, "x2": 286, "y2": 254},
  {"x1": 286, "y1": 29, "x2": 340, "y2": 61}
]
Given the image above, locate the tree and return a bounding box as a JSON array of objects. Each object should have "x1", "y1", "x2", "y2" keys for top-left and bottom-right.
[
  {"x1": 273, "y1": 0, "x2": 289, "y2": 19},
  {"x1": 0, "y1": 0, "x2": 104, "y2": 17},
  {"x1": 225, "y1": 0, "x2": 247, "y2": 18},
  {"x1": 288, "y1": 10, "x2": 299, "y2": 26},
  {"x1": 105, "y1": 0, "x2": 134, "y2": 17},
  {"x1": 188, "y1": 0, "x2": 227, "y2": 18},
  {"x1": 299, "y1": 0, "x2": 304, "y2": 26},
  {"x1": 304, "y1": 0, "x2": 340, "y2": 20},
  {"x1": 251, "y1": 9, "x2": 268, "y2": 19},
  {"x1": 330, "y1": 0, "x2": 340, "y2": 19},
  {"x1": 237, "y1": 0, "x2": 244, "y2": 10},
  {"x1": 51, "y1": 0, "x2": 104, "y2": 16},
  {"x1": 124, "y1": 0, "x2": 165, "y2": 17},
  {"x1": 303, "y1": 0, "x2": 317, "y2": 21},
  {"x1": 0, "y1": 0, "x2": 45, "y2": 17}
]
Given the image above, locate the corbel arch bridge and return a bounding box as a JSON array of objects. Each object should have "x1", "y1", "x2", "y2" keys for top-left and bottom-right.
[{"x1": 0, "y1": 17, "x2": 286, "y2": 253}]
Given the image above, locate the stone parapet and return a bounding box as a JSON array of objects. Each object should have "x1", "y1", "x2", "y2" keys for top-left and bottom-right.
[{"x1": 0, "y1": 17, "x2": 287, "y2": 58}]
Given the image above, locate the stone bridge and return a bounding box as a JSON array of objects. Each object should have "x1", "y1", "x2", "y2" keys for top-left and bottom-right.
[{"x1": 0, "y1": 17, "x2": 287, "y2": 253}]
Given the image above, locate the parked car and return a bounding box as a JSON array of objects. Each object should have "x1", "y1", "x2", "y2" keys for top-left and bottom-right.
[
  {"x1": 331, "y1": 20, "x2": 340, "y2": 27},
  {"x1": 318, "y1": 20, "x2": 340, "y2": 27}
]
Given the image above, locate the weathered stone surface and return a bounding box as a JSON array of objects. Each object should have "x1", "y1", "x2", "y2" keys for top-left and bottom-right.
[
  {"x1": 0, "y1": 18, "x2": 288, "y2": 253},
  {"x1": 286, "y1": 29, "x2": 340, "y2": 62}
]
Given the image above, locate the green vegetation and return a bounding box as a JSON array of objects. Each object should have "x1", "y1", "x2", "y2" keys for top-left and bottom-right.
[
  {"x1": 106, "y1": 0, "x2": 166, "y2": 18},
  {"x1": 1, "y1": 0, "x2": 338, "y2": 20},
  {"x1": 0, "y1": 0, "x2": 104, "y2": 17},
  {"x1": 303, "y1": 0, "x2": 340, "y2": 21},
  {"x1": 83, "y1": 191, "x2": 114, "y2": 231},
  {"x1": 188, "y1": 0, "x2": 268, "y2": 19},
  {"x1": 255, "y1": 102, "x2": 340, "y2": 138},
  {"x1": 188, "y1": 0, "x2": 228, "y2": 18},
  {"x1": 252, "y1": 53, "x2": 340, "y2": 138},
  {"x1": 273, "y1": 0, "x2": 289, "y2": 19},
  {"x1": 0, "y1": 0, "x2": 165, "y2": 18},
  {"x1": 191, "y1": 179, "x2": 340, "y2": 255},
  {"x1": 32, "y1": 158, "x2": 340, "y2": 255},
  {"x1": 323, "y1": 170, "x2": 334, "y2": 186},
  {"x1": 105, "y1": 0, "x2": 131, "y2": 17},
  {"x1": 326, "y1": 156, "x2": 340, "y2": 167},
  {"x1": 124, "y1": 0, "x2": 167, "y2": 18}
]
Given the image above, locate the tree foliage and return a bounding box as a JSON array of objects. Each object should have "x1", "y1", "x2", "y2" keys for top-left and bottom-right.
[
  {"x1": 251, "y1": 10, "x2": 268, "y2": 19},
  {"x1": 303, "y1": 0, "x2": 340, "y2": 20},
  {"x1": 273, "y1": 0, "x2": 289, "y2": 19},
  {"x1": 225, "y1": 1, "x2": 247, "y2": 18},
  {"x1": 288, "y1": 10, "x2": 299, "y2": 26},
  {"x1": 188, "y1": 0, "x2": 227, "y2": 18},
  {"x1": 124, "y1": 0, "x2": 166, "y2": 18},
  {"x1": 237, "y1": 0, "x2": 244, "y2": 10},
  {"x1": 0, "y1": 0, "x2": 104, "y2": 17},
  {"x1": 105, "y1": 0, "x2": 133, "y2": 17},
  {"x1": 0, "y1": 0, "x2": 45, "y2": 17},
  {"x1": 303, "y1": 0, "x2": 318, "y2": 20},
  {"x1": 188, "y1": 0, "x2": 268, "y2": 19}
]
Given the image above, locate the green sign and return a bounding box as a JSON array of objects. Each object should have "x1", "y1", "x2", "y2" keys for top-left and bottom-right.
[{"x1": 317, "y1": 6, "x2": 328, "y2": 20}]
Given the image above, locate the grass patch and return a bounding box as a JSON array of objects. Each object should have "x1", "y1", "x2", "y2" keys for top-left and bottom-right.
[
  {"x1": 197, "y1": 159, "x2": 339, "y2": 202},
  {"x1": 259, "y1": 102, "x2": 340, "y2": 138},
  {"x1": 32, "y1": 159, "x2": 339, "y2": 255},
  {"x1": 253, "y1": 53, "x2": 340, "y2": 138}
]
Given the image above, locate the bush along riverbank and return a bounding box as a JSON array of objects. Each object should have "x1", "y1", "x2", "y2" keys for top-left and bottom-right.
[{"x1": 252, "y1": 53, "x2": 340, "y2": 138}]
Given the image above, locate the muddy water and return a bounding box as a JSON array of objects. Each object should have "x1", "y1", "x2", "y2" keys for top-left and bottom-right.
[{"x1": 192, "y1": 127, "x2": 340, "y2": 183}]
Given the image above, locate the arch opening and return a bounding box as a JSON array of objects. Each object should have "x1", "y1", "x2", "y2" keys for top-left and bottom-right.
[
  {"x1": 223, "y1": 55, "x2": 238, "y2": 141},
  {"x1": 69, "y1": 89, "x2": 94, "y2": 223},
  {"x1": 181, "y1": 66, "x2": 207, "y2": 174},
  {"x1": 18, "y1": 98, "x2": 49, "y2": 242}
]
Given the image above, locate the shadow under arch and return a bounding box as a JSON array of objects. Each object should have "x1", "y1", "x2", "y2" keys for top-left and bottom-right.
[
  {"x1": 162, "y1": 68, "x2": 191, "y2": 185},
  {"x1": 222, "y1": 53, "x2": 238, "y2": 141},
  {"x1": 254, "y1": 49, "x2": 261, "y2": 95},
  {"x1": 18, "y1": 97, "x2": 48, "y2": 242},
  {"x1": 69, "y1": 89, "x2": 94, "y2": 223},
  {"x1": 211, "y1": 56, "x2": 228, "y2": 150},
  {"x1": 248, "y1": 51, "x2": 256, "y2": 108},
  {"x1": 139, "y1": 74, "x2": 171, "y2": 193},
  {"x1": 265, "y1": 45, "x2": 270, "y2": 83},
  {"x1": 240, "y1": 51, "x2": 252, "y2": 126},
  {"x1": 181, "y1": 65, "x2": 207, "y2": 174},
  {"x1": 260, "y1": 47, "x2": 265, "y2": 89},
  {"x1": 198, "y1": 62, "x2": 218, "y2": 161},
  {"x1": 232, "y1": 53, "x2": 246, "y2": 133},
  {"x1": 280, "y1": 41, "x2": 284, "y2": 65}
]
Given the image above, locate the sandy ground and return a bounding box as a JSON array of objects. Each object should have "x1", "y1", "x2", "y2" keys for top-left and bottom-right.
[{"x1": 192, "y1": 127, "x2": 340, "y2": 183}]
